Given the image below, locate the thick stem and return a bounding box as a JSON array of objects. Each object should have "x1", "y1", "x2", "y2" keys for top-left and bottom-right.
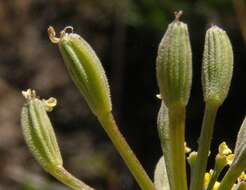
[
  {"x1": 97, "y1": 112, "x2": 155, "y2": 190},
  {"x1": 218, "y1": 166, "x2": 243, "y2": 190},
  {"x1": 50, "y1": 166, "x2": 95, "y2": 190},
  {"x1": 190, "y1": 102, "x2": 219, "y2": 190},
  {"x1": 168, "y1": 107, "x2": 188, "y2": 190}
]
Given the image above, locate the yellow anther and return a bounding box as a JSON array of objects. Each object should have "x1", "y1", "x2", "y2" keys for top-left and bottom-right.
[
  {"x1": 238, "y1": 172, "x2": 246, "y2": 182},
  {"x1": 48, "y1": 26, "x2": 60, "y2": 44}
]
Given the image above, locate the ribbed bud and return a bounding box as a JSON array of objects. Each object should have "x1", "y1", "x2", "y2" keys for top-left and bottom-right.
[
  {"x1": 156, "y1": 13, "x2": 192, "y2": 109},
  {"x1": 48, "y1": 26, "x2": 112, "y2": 117},
  {"x1": 202, "y1": 25, "x2": 233, "y2": 105},
  {"x1": 21, "y1": 89, "x2": 63, "y2": 171}
]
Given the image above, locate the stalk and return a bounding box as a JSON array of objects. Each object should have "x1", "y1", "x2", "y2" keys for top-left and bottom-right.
[
  {"x1": 190, "y1": 102, "x2": 219, "y2": 190},
  {"x1": 218, "y1": 167, "x2": 242, "y2": 190},
  {"x1": 168, "y1": 107, "x2": 187, "y2": 190},
  {"x1": 50, "y1": 166, "x2": 95, "y2": 190},
  {"x1": 97, "y1": 112, "x2": 155, "y2": 190},
  {"x1": 206, "y1": 166, "x2": 222, "y2": 190}
]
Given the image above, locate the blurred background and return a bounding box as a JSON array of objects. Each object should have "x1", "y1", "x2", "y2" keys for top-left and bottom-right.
[{"x1": 0, "y1": 0, "x2": 245, "y2": 189}]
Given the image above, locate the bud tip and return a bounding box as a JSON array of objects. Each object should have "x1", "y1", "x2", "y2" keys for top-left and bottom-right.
[
  {"x1": 48, "y1": 26, "x2": 74, "y2": 44},
  {"x1": 22, "y1": 89, "x2": 37, "y2": 100},
  {"x1": 174, "y1": 10, "x2": 183, "y2": 21}
]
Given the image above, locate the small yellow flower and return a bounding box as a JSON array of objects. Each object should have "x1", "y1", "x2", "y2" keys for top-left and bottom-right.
[
  {"x1": 238, "y1": 171, "x2": 246, "y2": 182},
  {"x1": 216, "y1": 142, "x2": 234, "y2": 168},
  {"x1": 219, "y1": 142, "x2": 232, "y2": 155},
  {"x1": 203, "y1": 170, "x2": 220, "y2": 190}
]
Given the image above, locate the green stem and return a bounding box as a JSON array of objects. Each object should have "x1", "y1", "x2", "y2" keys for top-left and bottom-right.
[
  {"x1": 97, "y1": 112, "x2": 155, "y2": 190},
  {"x1": 168, "y1": 107, "x2": 187, "y2": 190},
  {"x1": 50, "y1": 166, "x2": 95, "y2": 190},
  {"x1": 190, "y1": 102, "x2": 219, "y2": 190},
  {"x1": 206, "y1": 165, "x2": 222, "y2": 190},
  {"x1": 218, "y1": 166, "x2": 243, "y2": 190}
]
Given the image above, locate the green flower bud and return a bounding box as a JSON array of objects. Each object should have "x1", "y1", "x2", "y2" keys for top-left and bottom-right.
[
  {"x1": 187, "y1": 151, "x2": 198, "y2": 168},
  {"x1": 156, "y1": 12, "x2": 192, "y2": 109},
  {"x1": 21, "y1": 89, "x2": 62, "y2": 171},
  {"x1": 202, "y1": 25, "x2": 233, "y2": 106},
  {"x1": 231, "y1": 116, "x2": 246, "y2": 171},
  {"x1": 48, "y1": 26, "x2": 112, "y2": 117}
]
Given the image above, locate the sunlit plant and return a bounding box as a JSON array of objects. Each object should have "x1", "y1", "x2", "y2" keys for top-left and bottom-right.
[{"x1": 21, "y1": 11, "x2": 246, "y2": 190}]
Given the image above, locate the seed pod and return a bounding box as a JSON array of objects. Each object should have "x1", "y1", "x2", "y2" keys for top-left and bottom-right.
[
  {"x1": 202, "y1": 25, "x2": 233, "y2": 106},
  {"x1": 156, "y1": 12, "x2": 192, "y2": 109},
  {"x1": 21, "y1": 89, "x2": 63, "y2": 171},
  {"x1": 48, "y1": 26, "x2": 112, "y2": 117}
]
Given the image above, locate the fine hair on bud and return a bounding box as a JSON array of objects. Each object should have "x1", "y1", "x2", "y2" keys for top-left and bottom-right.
[
  {"x1": 202, "y1": 25, "x2": 233, "y2": 106},
  {"x1": 21, "y1": 89, "x2": 63, "y2": 171},
  {"x1": 48, "y1": 26, "x2": 112, "y2": 117},
  {"x1": 156, "y1": 12, "x2": 192, "y2": 109}
]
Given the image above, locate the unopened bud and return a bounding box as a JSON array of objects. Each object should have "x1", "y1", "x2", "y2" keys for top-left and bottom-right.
[
  {"x1": 202, "y1": 25, "x2": 233, "y2": 106},
  {"x1": 156, "y1": 12, "x2": 192, "y2": 109},
  {"x1": 48, "y1": 26, "x2": 112, "y2": 117},
  {"x1": 21, "y1": 89, "x2": 62, "y2": 171},
  {"x1": 188, "y1": 151, "x2": 198, "y2": 168}
]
